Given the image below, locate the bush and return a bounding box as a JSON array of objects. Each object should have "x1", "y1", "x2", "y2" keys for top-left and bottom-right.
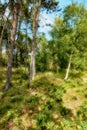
[
  {"x1": 21, "y1": 73, "x2": 28, "y2": 79},
  {"x1": 10, "y1": 95, "x2": 22, "y2": 102},
  {"x1": 77, "y1": 101, "x2": 87, "y2": 120},
  {"x1": 77, "y1": 121, "x2": 87, "y2": 130},
  {"x1": 36, "y1": 111, "x2": 53, "y2": 129},
  {"x1": 42, "y1": 99, "x2": 55, "y2": 111},
  {"x1": 59, "y1": 106, "x2": 71, "y2": 116},
  {"x1": 49, "y1": 87, "x2": 66, "y2": 102},
  {"x1": 28, "y1": 95, "x2": 39, "y2": 110},
  {"x1": 0, "y1": 110, "x2": 14, "y2": 128},
  {"x1": 0, "y1": 102, "x2": 12, "y2": 115}
]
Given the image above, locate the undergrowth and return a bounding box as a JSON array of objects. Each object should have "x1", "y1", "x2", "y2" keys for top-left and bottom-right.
[{"x1": 0, "y1": 68, "x2": 87, "y2": 130}]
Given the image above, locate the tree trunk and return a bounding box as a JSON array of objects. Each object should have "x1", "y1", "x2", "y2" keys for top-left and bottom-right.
[
  {"x1": 29, "y1": 0, "x2": 41, "y2": 85},
  {"x1": 64, "y1": 54, "x2": 72, "y2": 80},
  {"x1": 30, "y1": 41, "x2": 36, "y2": 84},
  {"x1": 5, "y1": 0, "x2": 20, "y2": 90}
]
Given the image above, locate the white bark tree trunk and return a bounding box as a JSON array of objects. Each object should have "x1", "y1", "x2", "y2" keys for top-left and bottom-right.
[
  {"x1": 29, "y1": 0, "x2": 41, "y2": 85},
  {"x1": 64, "y1": 54, "x2": 72, "y2": 80}
]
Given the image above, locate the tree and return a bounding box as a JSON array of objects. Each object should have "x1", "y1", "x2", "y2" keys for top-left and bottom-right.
[
  {"x1": 5, "y1": 0, "x2": 20, "y2": 90},
  {"x1": 50, "y1": 3, "x2": 87, "y2": 79},
  {"x1": 29, "y1": 0, "x2": 59, "y2": 84},
  {"x1": 36, "y1": 34, "x2": 49, "y2": 72},
  {"x1": 63, "y1": 3, "x2": 87, "y2": 77},
  {"x1": 13, "y1": 31, "x2": 31, "y2": 67},
  {"x1": 29, "y1": 0, "x2": 42, "y2": 84},
  {"x1": 1, "y1": 0, "x2": 59, "y2": 88}
]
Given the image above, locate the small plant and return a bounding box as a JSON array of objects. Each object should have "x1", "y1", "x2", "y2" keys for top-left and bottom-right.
[
  {"x1": 77, "y1": 121, "x2": 87, "y2": 130},
  {"x1": 42, "y1": 99, "x2": 55, "y2": 111},
  {"x1": 10, "y1": 95, "x2": 22, "y2": 102},
  {"x1": 49, "y1": 87, "x2": 66, "y2": 102},
  {"x1": 0, "y1": 102, "x2": 12, "y2": 115},
  {"x1": 28, "y1": 95, "x2": 39, "y2": 110},
  {"x1": 0, "y1": 110, "x2": 14, "y2": 128},
  {"x1": 77, "y1": 101, "x2": 87, "y2": 120},
  {"x1": 59, "y1": 106, "x2": 71, "y2": 116},
  {"x1": 47, "y1": 121, "x2": 55, "y2": 130},
  {"x1": 21, "y1": 73, "x2": 28, "y2": 79},
  {"x1": 36, "y1": 111, "x2": 53, "y2": 129},
  {"x1": 58, "y1": 119, "x2": 75, "y2": 130},
  {"x1": 13, "y1": 113, "x2": 19, "y2": 126}
]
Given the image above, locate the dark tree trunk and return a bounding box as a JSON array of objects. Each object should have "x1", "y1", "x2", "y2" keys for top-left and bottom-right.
[{"x1": 5, "y1": 0, "x2": 20, "y2": 90}]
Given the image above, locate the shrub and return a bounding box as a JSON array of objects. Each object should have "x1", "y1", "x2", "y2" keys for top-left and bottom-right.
[
  {"x1": 0, "y1": 110, "x2": 14, "y2": 128},
  {"x1": 36, "y1": 111, "x2": 53, "y2": 129},
  {"x1": 0, "y1": 102, "x2": 12, "y2": 115},
  {"x1": 28, "y1": 95, "x2": 39, "y2": 110},
  {"x1": 59, "y1": 106, "x2": 71, "y2": 116},
  {"x1": 77, "y1": 101, "x2": 87, "y2": 120},
  {"x1": 10, "y1": 95, "x2": 22, "y2": 102},
  {"x1": 49, "y1": 87, "x2": 66, "y2": 102},
  {"x1": 42, "y1": 99, "x2": 55, "y2": 111}
]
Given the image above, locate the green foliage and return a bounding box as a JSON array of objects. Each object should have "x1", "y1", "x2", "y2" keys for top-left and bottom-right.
[
  {"x1": 36, "y1": 111, "x2": 53, "y2": 130},
  {"x1": 36, "y1": 34, "x2": 49, "y2": 72},
  {"x1": 42, "y1": 99, "x2": 55, "y2": 111},
  {"x1": 10, "y1": 95, "x2": 22, "y2": 102},
  {"x1": 77, "y1": 101, "x2": 87, "y2": 120},
  {"x1": 77, "y1": 121, "x2": 87, "y2": 130},
  {"x1": 0, "y1": 67, "x2": 87, "y2": 129},
  {"x1": 0, "y1": 102, "x2": 12, "y2": 115},
  {"x1": 58, "y1": 118, "x2": 76, "y2": 130},
  {"x1": 46, "y1": 121, "x2": 55, "y2": 130},
  {"x1": 13, "y1": 113, "x2": 19, "y2": 126},
  {"x1": 28, "y1": 95, "x2": 39, "y2": 110},
  {"x1": 49, "y1": 87, "x2": 66, "y2": 102},
  {"x1": 0, "y1": 110, "x2": 14, "y2": 128},
  {"x1": 21, "y1": 73, "x2": 28, "y2": 79},
  {"x1": 50, "y1": 3, "x2": 87, "y2": 72},
  {"x1": 1, "y1": 0, "x2": 87, "y2": 129},
  {"x1": 59, "y1": 106, "x2": 71, "y2": 116}
]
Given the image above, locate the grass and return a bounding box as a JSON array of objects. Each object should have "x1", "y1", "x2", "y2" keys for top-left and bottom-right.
[{"x1": 0, "y1": 67, "x2": 87, "y2": 130}]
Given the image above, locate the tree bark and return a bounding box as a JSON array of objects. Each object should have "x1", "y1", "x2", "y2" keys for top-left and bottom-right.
[
  {"x1": 64, "y1": 54, "x2": 72, "y2": 80},
  {"x1": 29, "y1": 0, "x2": 41, "y2": 85},
  {"x1": 5, "y1": 0, "x2": 20, "y2": 90}
]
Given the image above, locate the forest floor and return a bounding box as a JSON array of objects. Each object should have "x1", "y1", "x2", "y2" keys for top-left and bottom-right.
[{"x1": 0, "y1": 67, "x2": 87, "y2": 130}]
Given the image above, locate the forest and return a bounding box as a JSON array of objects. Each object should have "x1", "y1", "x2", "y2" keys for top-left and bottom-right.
[{"x1": 0, "y1": 0, "x2": 87, "y2": 130}]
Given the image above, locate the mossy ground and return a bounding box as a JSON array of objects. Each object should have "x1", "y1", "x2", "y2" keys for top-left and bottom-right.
[{"x1": 0, "y1": 67, "x2": 87, "y2": 130}]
